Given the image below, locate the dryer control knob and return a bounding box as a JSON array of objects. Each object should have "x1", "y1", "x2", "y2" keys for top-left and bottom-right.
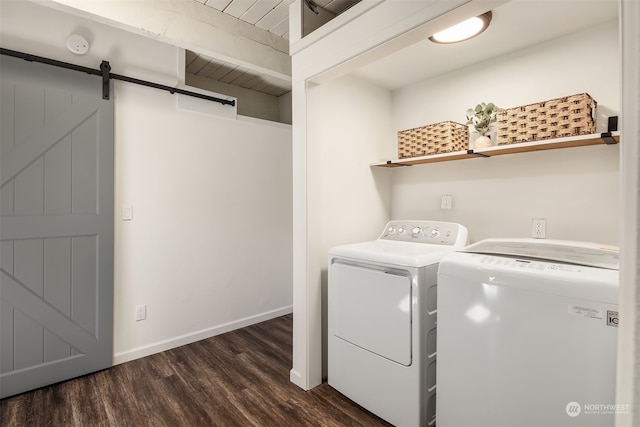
[
  {"x1": 430, "y1": 229, "x2": 440, "y2": 238},
  {"x1": 412, "y1": 227, "x2": 424, "y2": 238},
  {"x1": 398, "y1": 227, "x2": 406, "y2": 235}
]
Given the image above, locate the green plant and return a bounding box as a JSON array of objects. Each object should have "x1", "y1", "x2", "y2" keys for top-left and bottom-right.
[{"x1": 466, "y1": 102, "x2": 499, "y2": 135}]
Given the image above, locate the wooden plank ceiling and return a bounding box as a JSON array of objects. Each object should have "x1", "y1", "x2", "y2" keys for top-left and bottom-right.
[
  {"x1": 188, "y1": 0, "x2": 360, "y2": 96},
  {"x1": 197, "y1": 0, "x2": 359, "y2": 38}
]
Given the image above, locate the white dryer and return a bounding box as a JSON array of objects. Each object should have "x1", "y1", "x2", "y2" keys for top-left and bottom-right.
[
  {"x1": 437, "y1": 238, "x2": 620, "y2": 427},
  {"x1": 328, "y1": 220, "x2": 469, "y2": 427}
]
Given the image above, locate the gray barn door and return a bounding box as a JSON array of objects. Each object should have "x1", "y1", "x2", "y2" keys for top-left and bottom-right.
[{"x1": 0, "y1": 54, "x2": 114, "y2": 398}]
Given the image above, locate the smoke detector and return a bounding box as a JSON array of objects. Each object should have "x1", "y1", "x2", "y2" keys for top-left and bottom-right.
[{"x1": 66, "y1": 34, "x2": 89, "y2": 55}]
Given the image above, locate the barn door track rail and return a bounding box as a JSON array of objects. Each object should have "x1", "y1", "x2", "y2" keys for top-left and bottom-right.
[{"x1": 1, "y1": 48, "x2": 236, "y2": 107}]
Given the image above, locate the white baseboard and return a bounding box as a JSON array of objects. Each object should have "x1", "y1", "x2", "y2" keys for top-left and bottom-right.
[
  {"x1": 113, "y1": 305, "x2": 293, "y2": 365},
  {"x1": 290, "y1": 368, "x2": 306, "y2": 389}
]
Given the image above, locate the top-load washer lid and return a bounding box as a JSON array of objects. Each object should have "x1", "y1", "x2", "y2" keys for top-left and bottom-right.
[
  {"x1": 328, "y1": 220, "x2": 469, "y2": 267},
  {"x1": 462, "y1": 238, "x2": 620, "y2": 270}
]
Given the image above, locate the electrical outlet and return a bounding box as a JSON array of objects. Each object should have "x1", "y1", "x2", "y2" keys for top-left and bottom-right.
[
  {"x1": 135, "y1": 304, "x2": 146, "y2": 321},
  {"x1": 531, "y1": 218, "x2": 547, "y2": 239},
  {"x1": 441, "y1": 195, "x2": 453, "y2": 210}
]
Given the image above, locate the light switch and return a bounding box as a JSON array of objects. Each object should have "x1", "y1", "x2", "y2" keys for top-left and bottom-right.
[{"x1": 122, "y1": 205, "x2": 133, "y2": 221}]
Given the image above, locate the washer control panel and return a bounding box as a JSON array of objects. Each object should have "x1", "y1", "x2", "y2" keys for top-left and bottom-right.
[
  {"x1": 379, "y1": 220, "x2": 467, "y2": 246},
  {"x1": 477, "y1": 254, "x2": 580, "y2": 272}
]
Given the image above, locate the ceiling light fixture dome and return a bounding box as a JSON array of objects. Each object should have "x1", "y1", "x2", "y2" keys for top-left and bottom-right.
[{"x1": 429, "y1": 11, "x2": 492, "y2": 44}]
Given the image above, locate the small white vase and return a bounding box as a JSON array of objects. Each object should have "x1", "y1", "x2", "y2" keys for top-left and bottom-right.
[
  {"x1": 474, "y1": 134, "x2": 493, "y2": 148},
  {"x1": 469, "y1": 123, "x2": 498, "y2": 149}
]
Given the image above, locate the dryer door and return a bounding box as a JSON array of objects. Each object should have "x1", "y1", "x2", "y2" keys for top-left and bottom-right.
[{"x1": 331, "y1": 261, "x2": 412, "y2": 366}]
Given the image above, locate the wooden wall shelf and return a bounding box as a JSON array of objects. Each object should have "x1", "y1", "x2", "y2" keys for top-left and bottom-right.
[{"x1": 372, "y1": 132, "x2": 620, "y2": 168}]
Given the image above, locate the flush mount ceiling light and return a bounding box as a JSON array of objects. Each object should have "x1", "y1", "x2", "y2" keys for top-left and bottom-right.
[{"x1": 429, "y1": 11, "x2": 492, "y2": 44}]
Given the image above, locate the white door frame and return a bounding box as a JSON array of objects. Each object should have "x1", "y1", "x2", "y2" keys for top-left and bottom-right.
[{"x1": 616, "y1": 1, "x2": 640, "y2": 425}]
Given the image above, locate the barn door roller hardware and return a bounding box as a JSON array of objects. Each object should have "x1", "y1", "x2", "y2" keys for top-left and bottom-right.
[
  {"x1": 100, "y1": 60, "x2": 111, "y2": 100},
  {"x1": 1, "y1": 48, "x2": 236, "y2": 107}
]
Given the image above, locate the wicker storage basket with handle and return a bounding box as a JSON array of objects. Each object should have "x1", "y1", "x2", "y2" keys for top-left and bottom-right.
[
  {"x1": 497, "y1": 93, "x2": 596, "y2": 145},
  {"x1": 397, "y1": 121, "x2": 468, "y2": 159}
]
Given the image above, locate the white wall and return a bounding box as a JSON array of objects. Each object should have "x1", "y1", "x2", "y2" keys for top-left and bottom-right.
[
  {"x1": 390, "y1": 19, "x2": 620, "y2": 244},
  {"x1": 309, "y1": 76, "x2": 393, "y2": 252},
  {"x1": 114, "y1": 84, "x2": 292, "y2": 361},
  {"x1": 1, "y1": 0, "x2": 293, "y2": 364}
]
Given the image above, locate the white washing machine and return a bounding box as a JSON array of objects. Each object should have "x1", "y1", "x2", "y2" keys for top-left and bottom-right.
[
  {"x1": 328, "y1": 220, "x2": 469, "y2": 427},
  {"x1": 437, "y1": 238, "x2": 620, "y2": 427}
]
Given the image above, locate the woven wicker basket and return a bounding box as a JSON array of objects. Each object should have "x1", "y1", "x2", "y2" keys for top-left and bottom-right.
[
  {"x1": 397, "y1": 121, "x2": 468, "y2": 158},
  {"x1": 497, "y1": 93, "x2": 596, "y2": 145}
]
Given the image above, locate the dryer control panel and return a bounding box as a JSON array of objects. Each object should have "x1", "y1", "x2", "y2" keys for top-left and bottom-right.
[{"x1": 379, "y1": 220, "x2": 468, "y2": 246}]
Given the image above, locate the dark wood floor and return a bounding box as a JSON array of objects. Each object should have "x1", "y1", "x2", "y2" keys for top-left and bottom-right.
[{"x1": 1, "y1": 314, "x2": 390, "y2": 427}]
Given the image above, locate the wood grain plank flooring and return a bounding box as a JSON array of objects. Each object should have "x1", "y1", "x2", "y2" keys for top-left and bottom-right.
[{"x1": 1, "y1": 314, "x2": 391, "y2": 427}]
